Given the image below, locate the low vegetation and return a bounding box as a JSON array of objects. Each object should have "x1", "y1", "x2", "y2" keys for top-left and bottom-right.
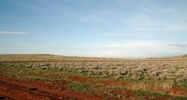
[{"x1": 0, "y1": 54, "x2": 187, "y2": 99}]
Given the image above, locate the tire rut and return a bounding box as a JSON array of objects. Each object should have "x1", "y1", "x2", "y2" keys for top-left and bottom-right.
[{"x1": 0, "y1": 76, "x2": 101, "y2": 100}]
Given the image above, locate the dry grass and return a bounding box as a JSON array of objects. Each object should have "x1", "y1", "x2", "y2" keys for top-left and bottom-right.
[
  {"x1": 0, "y1": 54, "x2": 131, "y2": 62},
  {"x1": 129, "y1": 81, "x2": 173, "y2": 93},
  {"x1": 1, "y1": 54, "x2": 187, "y2": 95},
  {"x1": 1, "y1": 54, "x2": 187, "y2": 82}
]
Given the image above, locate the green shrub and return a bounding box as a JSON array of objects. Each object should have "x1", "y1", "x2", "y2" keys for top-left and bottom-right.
[
  {"x1": 26, "y1": 87, "x2": 37, "y2": 91},
  {"x1": 172, "y1": 96, "x2": 187, "y2": 100},
  {"x1": 67, "y1": 81, "x2": 94, "y2": 94}
]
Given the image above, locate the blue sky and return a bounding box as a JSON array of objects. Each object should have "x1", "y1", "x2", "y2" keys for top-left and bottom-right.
[{"x1": 0, "y1": 0, "x2": 187, "y2": 58}]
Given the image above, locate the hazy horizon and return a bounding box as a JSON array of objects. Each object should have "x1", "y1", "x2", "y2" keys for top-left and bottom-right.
[{"x1": 1, "y1": 0, "x2": 187, "y2": 58}]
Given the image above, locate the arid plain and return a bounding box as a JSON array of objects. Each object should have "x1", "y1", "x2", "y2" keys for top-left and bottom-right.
[{"x1": 0, "y1": 54, "x2": 187, "y2": 100}]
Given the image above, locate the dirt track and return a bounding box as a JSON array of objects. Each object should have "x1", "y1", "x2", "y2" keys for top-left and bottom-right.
[{"x1": 0, "y1": 75, "x2": 101, "y2": 100}]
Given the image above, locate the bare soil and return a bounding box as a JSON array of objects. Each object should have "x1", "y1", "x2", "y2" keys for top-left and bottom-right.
[{"x1": 0, "y1": 75, "x2": 101, "y2": 100}]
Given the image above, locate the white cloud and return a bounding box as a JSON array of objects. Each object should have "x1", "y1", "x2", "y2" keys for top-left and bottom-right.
[
  {"x1": 88, "y1": 50, "x2": 177, "y2": 58},
  {"x1": 168, "y1": 44, "x2": 187, "y2": 48},
  {"x1": 105, "y1": 32, "x2": 134, "y2": 37},
  {"x1": 89, "y1": 40, "x2": 168, "y2": 48},
  {"x1": 163, "y1": 24, "x2": 187, "y2": 32},
  {"x1": 119, "y1": 3, "x2": 187, "y2": 35},
  {"x1": 0, "y1": 31, "x2": 26, "y2": 34},
  {"x1": 14, "y1": 43, "x2": 62, "y2": 47},
  {"x1": 80, "y1": 40, "x2": 187, "y2": 58}
]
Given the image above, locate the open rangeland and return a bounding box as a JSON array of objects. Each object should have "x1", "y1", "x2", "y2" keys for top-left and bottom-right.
[{"x1": 0, "y1": 54, "x2": 187, "y2": 100}]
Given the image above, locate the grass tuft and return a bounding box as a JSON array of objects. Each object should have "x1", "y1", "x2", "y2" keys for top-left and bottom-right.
[{"x1": 67, "y1": 81, "x2": 94, "y2": 94}]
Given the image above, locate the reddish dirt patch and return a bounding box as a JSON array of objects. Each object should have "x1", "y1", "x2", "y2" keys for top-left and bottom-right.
[
  {"x1": 169, "y1": 87, "x2": 187, "y2": 96},
  {"x1": 0, "y1": 75, "x2": 102, "y2": 100},
  {"x1": 0, "y1": 78, "x2": 53, "y2": 100}
]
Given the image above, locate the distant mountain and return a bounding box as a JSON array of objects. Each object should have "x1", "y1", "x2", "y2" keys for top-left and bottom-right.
[
  {"x1": 181, "y1": 54, "x2": 187, "y2": 57},
  {"x1": 146, "y1": 54, "x2": 187, "y2": 60}
]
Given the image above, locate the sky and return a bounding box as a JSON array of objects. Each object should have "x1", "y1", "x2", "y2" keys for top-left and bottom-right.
[{"x1": 0, "y1": 0, "x2": 187, "y2": 58}]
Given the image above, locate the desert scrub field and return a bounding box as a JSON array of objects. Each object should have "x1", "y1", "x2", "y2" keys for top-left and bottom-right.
[
  {"x1": 0, "y1": 54, "x2": 187, "y2": 99},
  {"x1": 4, "y1": 60, "x2": 187, "y2": 82}
]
